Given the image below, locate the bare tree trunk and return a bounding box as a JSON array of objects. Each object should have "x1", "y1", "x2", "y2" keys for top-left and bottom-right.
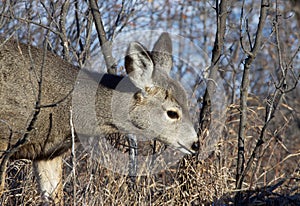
[
  {"x1": 88, "y1": 0, "x2": 117, "y2": 74},
  {"x1": 59, "y1": 0, "x2": 71, "y2": 62},
  {"x1": 235, "y1": 0, "x2": 269, "y2": 204},
  {"x1": 198, "y1": 0, "x2": 229, "y2": 150}
]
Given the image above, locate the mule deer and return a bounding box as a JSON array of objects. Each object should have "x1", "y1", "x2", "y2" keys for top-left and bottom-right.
[{"x1": 0, "y1": 33, "x2": 199, "y2": 204}]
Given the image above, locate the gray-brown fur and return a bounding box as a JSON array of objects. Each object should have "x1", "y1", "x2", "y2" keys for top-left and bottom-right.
[{"x1": 0, "y1": 33, "x2": 198, "y2": 204}]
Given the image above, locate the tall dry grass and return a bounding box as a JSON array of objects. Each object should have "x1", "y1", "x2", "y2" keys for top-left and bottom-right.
[{"x1": 1, "y1": 98, "x2": 299, "y2": 205}]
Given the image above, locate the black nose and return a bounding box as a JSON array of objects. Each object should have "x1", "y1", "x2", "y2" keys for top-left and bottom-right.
[{"x1": 191, "y1": 141, "x2": 199, "y2": 151}]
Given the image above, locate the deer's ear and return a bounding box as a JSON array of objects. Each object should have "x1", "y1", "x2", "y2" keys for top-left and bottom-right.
[
  {"x1": 125, "y1": 42, "x2": 154, "y2": 89},
  {"x1": 151, "y1": 32, "x2": 173, "y2": 74}
]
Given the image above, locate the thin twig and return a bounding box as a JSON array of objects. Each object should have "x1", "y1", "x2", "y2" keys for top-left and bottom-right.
[{"x1": 70, "y1": 109, "x2": 77, "y2": 206}]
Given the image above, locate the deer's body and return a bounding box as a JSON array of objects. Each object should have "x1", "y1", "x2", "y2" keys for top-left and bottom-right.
[
  {"x1": 0, "y1": 33, "x2": 198, "y2": 204},
  {"x1": 0, "y1": 38, "x2": 77, "y2": 160}
]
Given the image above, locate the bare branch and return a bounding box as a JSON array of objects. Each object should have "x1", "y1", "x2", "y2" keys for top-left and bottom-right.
[
  {"x1": 111, "y1": 0, "x2": 126, "y2": 39},
  {"x1": 235, "y1": 0, "x2": 269, "y2": 203},
  {"x1": 59, "y1": 0, "x2": 71, "y2": 62},
  {"x1": 198, "y1": 0, "x2": 230, "y2": 147},
  {"x1": 0, "y1": 14, "x2": 59, "y2": 36},
  {"x1": 88, "y1": 0, "x2": 117, "y2": 74}
]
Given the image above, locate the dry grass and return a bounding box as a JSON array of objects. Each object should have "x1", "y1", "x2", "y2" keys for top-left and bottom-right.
[{"x1": 1, "y1": 100, "x2": 300, "y2": 205}]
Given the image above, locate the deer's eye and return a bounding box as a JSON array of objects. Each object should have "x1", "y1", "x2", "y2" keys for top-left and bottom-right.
[{"x1": 167, "y1": 110, "x2": 179, "y2": 120}]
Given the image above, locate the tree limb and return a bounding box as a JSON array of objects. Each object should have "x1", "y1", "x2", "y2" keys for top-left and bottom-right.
[
  {"x1": 198, "y1": 0, "x2": 229, "y2": 148},
  {"x1": 235, "y1": 0, "x2": 269, "y2": 203},
  {"x1": 88, "y1": 0, "x2": 117, "y2": 74}
]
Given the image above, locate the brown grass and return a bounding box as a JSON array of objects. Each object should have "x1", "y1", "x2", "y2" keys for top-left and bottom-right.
[{"x1": 1, "y1": 101, "x2": 300, "y2": 205}]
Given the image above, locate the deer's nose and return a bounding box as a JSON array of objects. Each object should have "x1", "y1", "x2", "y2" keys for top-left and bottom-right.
[{"x1": 191, "y1": 141, "x2": 199, "y2": 152}]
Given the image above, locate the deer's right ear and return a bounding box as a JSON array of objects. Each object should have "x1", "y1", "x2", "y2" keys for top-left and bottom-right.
[{"x1": 125, "y1": 42, "x2": 154, "y2": 89}]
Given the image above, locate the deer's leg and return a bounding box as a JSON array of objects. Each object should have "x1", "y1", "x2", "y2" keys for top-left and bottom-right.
[
  {"x1": 0, "y1": 157, "x2": 7, "y2": 197},
  {"x1": 33, "y1": 156, "x2": 63, "y2": 205},
  {"x1": 0, "y1": 123, "x2": 12, "y2": 197}
]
